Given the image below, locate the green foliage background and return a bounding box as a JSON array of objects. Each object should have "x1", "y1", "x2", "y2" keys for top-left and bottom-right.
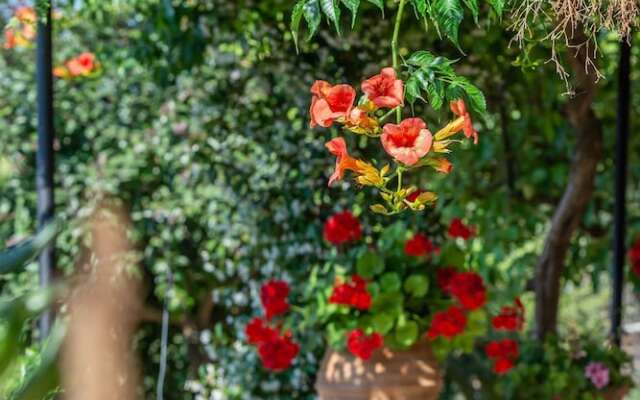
[{"x1": 1, "y1": 0, "x2": 640, "y2": 398}]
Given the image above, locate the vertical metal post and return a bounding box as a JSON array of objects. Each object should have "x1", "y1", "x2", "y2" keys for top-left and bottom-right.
[
  {"x1": 611, "y1": 40, "x2": 631, "y2": 346},
  {"x1": 36, "y1": 1, "x2": 55, "y2": 338}
]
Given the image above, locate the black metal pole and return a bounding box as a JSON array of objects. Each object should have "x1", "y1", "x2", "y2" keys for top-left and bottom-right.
[
  {"x1": 611, "y1": 40, "x2": 631, "y2": 346},
  {"x1": 36, "y1": 1, "x2": 55, "y2": 338}
]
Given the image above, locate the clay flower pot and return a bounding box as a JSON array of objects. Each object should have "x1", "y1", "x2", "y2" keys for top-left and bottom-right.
[
  {"x1": 601, "y1": 386, "x2": 629, "y2": 400},
  {"x1": 316, "y1": 341, "x2": 443, "y2": 400}
]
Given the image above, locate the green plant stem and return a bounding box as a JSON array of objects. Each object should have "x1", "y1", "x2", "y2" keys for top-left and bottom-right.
[
  {"x1": 379, "y1": 107, "x2": 400, "y2": 123},
  {"x1": 391, "y1": 0, "x2": 407, "y2": 124}
]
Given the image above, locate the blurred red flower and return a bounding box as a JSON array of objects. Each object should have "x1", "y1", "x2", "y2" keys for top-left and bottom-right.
[
  {"x1": 426, "y1": 305, "x2": 467, "y2": 340},
  {"x1": 485, "y1": 339, "x2": 519, "y2": 374},
  {"x1": 448, "y1": 218, "x2": 476, "y2": 240},
  {"x1": 436, "y1": 267, "x2": 458, "y2": 292},
  {"x1": 258, "y1": 332, "x2": 300, "y2": 371},
  {"x1": 361, "y1": 67, "x2": 404, "y2": 109},
  {"x1": 325, "y1": 137, "x2": 360, "y2": 186},
  {"x1": 67, "y1": 52, "x2": 96, "y2": 76},
  {"x1": 381, "y1": 118, "x2": 433, "y2": 166},
  {"x1": 329, "y1": 275, "x2": 371, "y2": 310},
  {"x1": 346, "y1": 329, "x2": 384, "y2": 360},
  {"x1": 323, "y1": 211, "x2": 362, "y2": 245},
  {"x1": 245, "y1": 317, "x2": 279, "y2": 345},
  {"x1": 404, "y1": 233, "x2": 438, "y2": 257},
  {"x1": 260, "y1": 280, "x2": 290, "y2": 320},
  {"x1": 309, "y1": 80, "x2": 356, "y2": 128},
  {"x1": 491, "y1": 298, "x2": 525, "y2": 331},
  {"x1": 448, "y1": 272, "x2": 486, "y2": 310}
]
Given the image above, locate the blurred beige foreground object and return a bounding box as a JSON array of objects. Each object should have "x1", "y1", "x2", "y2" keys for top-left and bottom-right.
[
  {"x1": 61, "y1": 206, "x2": 142, "y2": 400},
  {"x1": 316, "y1": 341, "x2": 442, "y2": 400}
]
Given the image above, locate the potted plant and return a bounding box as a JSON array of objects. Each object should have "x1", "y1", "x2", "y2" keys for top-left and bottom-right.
[{"x1": 244, "y1": 215, "x2": 516, "y2": 399}]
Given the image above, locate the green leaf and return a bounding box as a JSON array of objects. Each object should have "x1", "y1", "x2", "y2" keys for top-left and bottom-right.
[
  {"x1": 460, "y1": 80, "x2": 487, "y2": 114},
  {"x1": 433, "y1": 0, "x2": 463, "y2": 46},
  {"x1": 404, "y1": 274, "x2": 429, "y2": 297},
  {"x1": 356, "y1": 250, "x2": 385, "y2": 279},
  {"x1": 372, "y1": 313, "x2": 395, "y2": 334},
  {"x1": 340, "y1": 0, "x2": 360, "y2": 27},
  {"x1": 462, "y1": 0, "x2": 478, "y2": 22},
  {"x1": 291, "y1": 1, "x2": 306, "y2": 50},
  {"x1": 371, "y1": 292, "x2": 403, "y2": 316},
  {"x1": 405, "y1": 76, "x2": 421, "y2": 105},
  {"x1": 425, "y1": 80, "x2": 445, "y2": 110},
  {"x1": 303, "y1": 0, "x2": 322, "y2": 40},
  {"x1": 320, "y1": 0, "x2": 341, "y2": 34},
  {"x1": 487, "y1": 0, "x2": 505, "y2": 16},
  {"x1": 380, "y1": 272, "x2": 402, "y2": 292},
  {"x1": 365, "y1": 0, "x2": 385, "y2": 15},
  {"x1": 0, "y1": 221, "x2": 60, "y2": 275},
  {"x1": 395, "y1": 320, "x2": 419, "y2": 347},
  {"x1": 411, "y1": 0, "x2": 428, "y2": 17},
  {"x1": 406, "y1": 50, "x2": 436, "y2": 67},
  {"x1": 440, "y1": 243, "x2": 466, "y2": 267}
]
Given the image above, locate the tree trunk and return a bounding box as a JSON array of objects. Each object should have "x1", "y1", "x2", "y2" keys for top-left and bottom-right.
[{"x1": 534, "y1": 28, "x2": 604, "y2": 339}]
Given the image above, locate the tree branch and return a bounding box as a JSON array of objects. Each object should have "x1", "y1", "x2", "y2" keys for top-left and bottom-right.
[{"x1": 534, "y1": 27, "x2": 604, "y2": 339}]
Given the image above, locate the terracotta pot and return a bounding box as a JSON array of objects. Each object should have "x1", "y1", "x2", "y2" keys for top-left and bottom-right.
[
  {"x1": 316, "y1": 341, "x2": 443, "y2": 400},
  {"x1": 601, "y1": 386, "x2": 629, "y2": 400}
]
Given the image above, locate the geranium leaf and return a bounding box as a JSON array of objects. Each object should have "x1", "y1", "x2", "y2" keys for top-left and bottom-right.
[
  {"x1": 340, "y1": 0, "x2": 360, "y2": 27},
  {"x1": 320, "y1": 0, "x2": 342, "y2": 35},
  {"x1": 404, "y1": 274, "x2": 429, "y2": 297},
  {"x1": 303, "y1": 0, "x2": 322, "y2": 40},
  {"x1": 433, "y1": 0, "x2": 463, "y2": 47},
  {"x1": 356, "y1": 250, "x2": 384, "y2": 279},
  {"x1": 395, "y1": 320, "x2": 419, "y2": 347}
]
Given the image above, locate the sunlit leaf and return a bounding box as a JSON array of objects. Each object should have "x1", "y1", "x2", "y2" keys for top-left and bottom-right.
[{"x1": 340, "y1": 0, "x2": 360, "y2": 27}]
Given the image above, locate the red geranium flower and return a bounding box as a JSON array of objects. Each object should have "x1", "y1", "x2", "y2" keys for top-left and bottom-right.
[
  {"x1": 309, "y1": 80, "x2": 356, "y2": 128},
  {"x1": 491, "y1": 298, "x2": 525, "y2": 331},
  {"x1": 404, "y1": 233, "x2": 439, "y2": 257},
  {"x1": 450, "y1": 99, "x2": 478, "y2": 144},
  {"x1": 448, "y1": 218, "x2": 476, "y2": 240},
  {"x1": 448, "y1": 272, "x2": 486, "y2": 310},
  {"x1": 436, "y1": 267, "x2": 458, "y2": 292},
  {"x1": 346, "y1": 329, "x2": 384, "y2": 360},
  {"x1": 361, "y1": 67, "x2": 404, "y2": 109},
  {"x1": 381, "y1": 118, "x2": 433, "y2": 166},
  {"x1": 493, "y1": 357, "x2": 515, "y2": 374},
  {"x1": 245, "y1": 317, "x2": 279, "y2": 345},
  {"x1": 426, "y1": 305, "x2": 467, "y2": 340},
  {"x1": 329, "y1": 275, "x2": 371, "y2": 310},
  {"x1": 485, "y1": 339, "x2": 519, "y2": 374},
  {"x1": 323, "y1": 211, "x2": 362, "y2": 245},
  {"x1": 258, "y1": 332, "x2": 300, "y2": 372},
  {"x1": 260, "y1": 280, "x2": 290, "y2": 320}
]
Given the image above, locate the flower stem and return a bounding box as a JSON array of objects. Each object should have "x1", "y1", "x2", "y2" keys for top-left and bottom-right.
[{"x1": 391, "y1": 0, "x2": 406, "y2": 124}]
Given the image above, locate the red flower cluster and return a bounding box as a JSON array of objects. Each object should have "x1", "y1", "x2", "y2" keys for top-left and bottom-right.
[
  {"x1": 245, "y1": 318, "x2": 299, "y2": 372},
  {"x1": 324, "y1": 211, "x2": 362, "y2": 245},
  {"x1": 260, "y1": 280, "x2": 290, "y2": 320},
  {"x1": 53, "y1": 52, "x2": 98, "y2": 79},
  {"x1": 246, "y1": 280, "x2": 299, "y2": 371},
  {"x1": 485, "y1": 339, "x2": 519, "y2": 374},
  {"x1": 346, "y1": 329, "x2": 384, "y2": 360},
  {"x1": 426, "y1": 305, "x2": 467, "y2": 340},
  {"x1": 447, "y1": 272, "x2": 487, "y2": 310},
  {"x1": 491, "y1": 298, "x2": 525, "y2": 331},
  {"x1": 448, "y1": 218, "x2": 476, "y2": 240},
  {"x1": 329, "y1": 275, "x2": 372, "y2": 310},
  {"x1": 404, "y1": 233, "x2": 439, "y2": 257},
  {"x1": 628, "y1": 237, "x2": 640, "y2": 277}
]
